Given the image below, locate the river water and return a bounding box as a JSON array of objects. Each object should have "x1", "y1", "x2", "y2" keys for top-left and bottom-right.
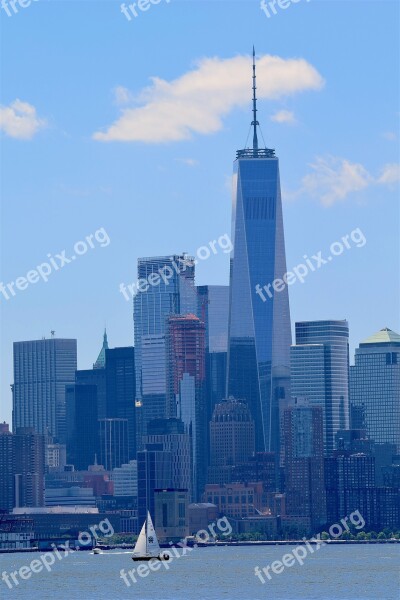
[{"x1": 0, "y1": 544, "x2": 398, "y2": 599}]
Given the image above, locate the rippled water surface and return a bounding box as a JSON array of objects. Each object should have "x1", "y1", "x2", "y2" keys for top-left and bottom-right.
[{"x1": 1, "y1": 544, "x2": 399, "y2": 600}]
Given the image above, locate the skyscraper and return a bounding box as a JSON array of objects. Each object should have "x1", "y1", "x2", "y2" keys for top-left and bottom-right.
[
  {"x1": 98, "y1": 418, "x2": 129, "y2": 471},
  {"x1": 105, "y1": 347, "x2": 136, "y2": 459},
  {"x1": 284, "y1": 400, "x2": 326, "y2": 530},
  {"x1": 209, "y1": 398, "x2": 255, "y2": 469},
  {"x1": 134, "y1": 255, "x2": 197, "y2": 442},
  {"x1": 66, "y1": 383, "x2": 99, "y2": 471},
  {"x1": 144, "y1": 418, "x2": 192, "y2": 497},
  {"x1": 166, "y1": 314, "x2": 206, "y2": 500},
  {"x1": 137, "y1": 446, "x2": 173, "y2": 526},
  {"x1": 227, "y1": 49, "x2": 291, "y2": 454},
  {"x1": 197, "y1": 285, "x2": 229, "y2": 428},
  {"x1": 290, "y1": 320, "x2": 350, "y2": 454},
  {"x1": 350, "y1": 327, "x2": 400, "y2": 452},
  {"x1": 13, "y1": 338, "x2": 77, "y2": 442}
]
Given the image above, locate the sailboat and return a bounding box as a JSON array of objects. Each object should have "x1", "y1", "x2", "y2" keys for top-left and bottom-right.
[{"x1": 131, "y1": 511, "x2": 170, "y2": 562}]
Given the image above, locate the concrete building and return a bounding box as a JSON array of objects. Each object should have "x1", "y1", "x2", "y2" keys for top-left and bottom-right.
[{"x1": 154, "y1": 488, "x2": 189, "y2": 543}]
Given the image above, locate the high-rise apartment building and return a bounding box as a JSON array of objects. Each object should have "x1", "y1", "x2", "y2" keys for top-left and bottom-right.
[
  {"x1": 0, "y1": 428, "x2": 45, "y2": 511},
  {"x1": 13, "y1": 338, "x2": 77, "y2": 442},
  {"x1": 227, "y1": 51, "x2": 291, "y2": 454},
  {"x1": 284, "y1": 400, "x2": 326, "y2": 529},
  {"x1": 290, "y1": 320, "x2": 350, "y2": 454},
  {"x1": 350, "y1": 328, "x2": 400, "y2": 452}
]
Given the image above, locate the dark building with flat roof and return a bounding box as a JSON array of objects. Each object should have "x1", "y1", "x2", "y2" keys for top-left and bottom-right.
[{"x1": 66, "y1": 384, "x2": 99, "y2": 471}]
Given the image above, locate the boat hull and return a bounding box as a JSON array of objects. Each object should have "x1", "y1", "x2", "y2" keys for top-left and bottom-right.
[{"x1": 131, "y1": 555, "x2": 170, "y2": 562}]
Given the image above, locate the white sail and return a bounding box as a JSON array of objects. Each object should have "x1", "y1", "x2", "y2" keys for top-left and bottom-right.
[
  {"x1": 133, "y1": 520, "x2": 148, "y2": 556},
  {"x1": 146, "y1": 512, "x2": 161, "y2": 555}
]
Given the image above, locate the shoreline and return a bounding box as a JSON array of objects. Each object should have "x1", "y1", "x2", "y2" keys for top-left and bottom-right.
[{"x1": 1, "y1": 538, "x2": 399, "y2": 553}]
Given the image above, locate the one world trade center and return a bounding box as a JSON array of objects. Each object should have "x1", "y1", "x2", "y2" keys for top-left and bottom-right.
[{"x1": 227, "y1": 49, "x2": 292, "y2": 454}]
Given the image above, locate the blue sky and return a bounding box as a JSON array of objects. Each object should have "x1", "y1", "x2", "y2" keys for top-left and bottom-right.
[{"x1": 1, "y1": 0, "x2": 399, "y2": 426}]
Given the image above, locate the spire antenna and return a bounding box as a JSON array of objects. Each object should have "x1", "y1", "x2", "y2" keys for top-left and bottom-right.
[{"x1": 252, "y1": 46, "x2": 259, "y2": 152}]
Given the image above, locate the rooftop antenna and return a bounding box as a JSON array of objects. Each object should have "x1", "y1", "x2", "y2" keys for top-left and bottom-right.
[{"x1": 252, "y1": 46, "x2": 259, "y2": 152}]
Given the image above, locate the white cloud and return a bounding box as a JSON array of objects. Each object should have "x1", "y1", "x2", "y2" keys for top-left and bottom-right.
[
  {"x1": 0, "y1": 99, "x2": 46, "y2": 139},
  {"x1": 113, "y1": 86, "x2": 132, "y2": 105},
  {"x1": 270, "y1": 109, "x2": 296, "y2": 124},
  {"x1": 93, "y1": 54, "x2": 324, "y2": 143},
  {"x1": 377, "y1": 163, "x2": 400, "y2": 184},
  {"x1": 176, "y1": 158, "x2": 199, "y2": 167},
  {"x1": 298, "y1": 156, "x2": 399, "y2": 206}
]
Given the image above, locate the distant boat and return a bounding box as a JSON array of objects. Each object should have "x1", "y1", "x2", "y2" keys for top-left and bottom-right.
[
  {"x1": 131, "y1": 512, "x2": 170, "y2": 562},
  {"x1": 93, "y1": 547, "x2": 102, "y2": 554}
]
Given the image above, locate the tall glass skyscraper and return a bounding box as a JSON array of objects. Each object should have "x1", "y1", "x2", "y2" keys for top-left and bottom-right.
[
  {"x1": 134, "y1": 255, "x2": 197, "y2": 443},
  {"x1": 13, "y1": 338, "x2": 77, "y2": 442},
  {"x1": 290, "y1": 320, "x2": 350, "y2": 454},
  {"x1": 350, "y1": 327, "x2": 400, "y2": 452},
  {"x1": 227, "y1": 50, "x2": 291, "y2": 453}
]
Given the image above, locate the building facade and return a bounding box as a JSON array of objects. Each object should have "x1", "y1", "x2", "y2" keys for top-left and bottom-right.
[
  {"x1": 291, "y1": 320, "x2": 350, "y2": 454},
  {"x1": 350, "y1": 328, "x2": 400, "y2": 452},
  {"x1": 209, "y1": 398, "x2": 255, "y2": 470},
  {"x1": 166, "y1": 314, "x2": 206, "y2": 500},
  {"x1": 284, "y1": 400, "x2": 326, "y2": 529},
  {"x1": 13, "y1": 338, "x2": 77, "y2": 442},
  {"x1": 134, "y1": 255, "x2": 197, "y2": 444},
  {"x1": 227, "y1": 54, "x2": 291, "y2": 454}
]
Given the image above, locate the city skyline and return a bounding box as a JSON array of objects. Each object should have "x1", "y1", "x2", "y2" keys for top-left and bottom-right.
[{"x1": 1, "y1": 2, "x2": 399, "y2": 429}]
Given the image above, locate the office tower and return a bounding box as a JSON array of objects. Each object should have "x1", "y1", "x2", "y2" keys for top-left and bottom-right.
[
  {"x1": 197, "y1": 285, "x2": 229, "y2": 429},
  {"x1": 76, "y1": 366, "x2": 107, "y2": 419},
  {"x1": 144, "y1": 418, "x2": 192, "y2": 499},
  {"x1": 226, "y1": 50, "x2": 291, "y2": 454},
  {"x1": 66, "y1": 384, "x2": 99, "y2": 471},
  {"x1": 209, "y1": 398, "x2": 255, "y2": 473},
  {"x1": 0, "y1": 422, "x2": 10, "y2": 433},
  {"x1": 98, "y1": 418, "x2": 129, "y2": 471},
  {"x1": 290, "y1": 320, "x2": 350, "y2": 454},
  {"x1": 166, "y1": 314, "x2": 206, "y2": 500},
  {"x1": 284, "y1": 400, "x2": 326, "y2": 530},
  {"x1": 350, "y1": 327, "x2": 400, "y2": 452},
  {"x1": 13, "y1": 338, "x2": 77, "y2": 442},
  {"x1": 137, "y1": 446, "x2": 173, "y2": 525},
  {"x1": 74, "y1": 338, "x2": 136, "y2": 465},
  {"x1": 105, "y1": 347, "x2": 136, "y2": 459},
  {"x1": 134, "y1": 255, "x2": 197, "y2": 442}
]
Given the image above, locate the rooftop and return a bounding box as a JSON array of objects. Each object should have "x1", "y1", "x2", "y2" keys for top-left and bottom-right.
[{"x1": 360, "y1": 327, "x2": 400, "y2": 347}]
